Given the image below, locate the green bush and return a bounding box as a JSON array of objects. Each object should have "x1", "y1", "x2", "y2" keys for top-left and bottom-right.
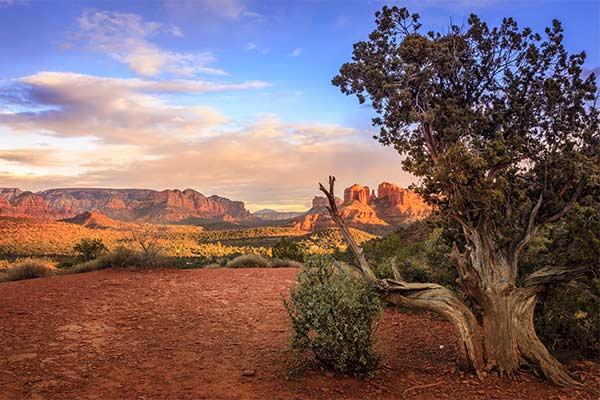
[
  {"x1": 96, "y1": 246, "x2": 142, "y2": 268},
  {"x1": 272, "y1": 237, "x2": 305, "y2": 262},
  {"x1": 285, "y1": 255, "x2": 383, "y2": 376},
  {"x1": 535, "y1": 279, "x2": 600, "y2": 360},
  {"x1": 73, "y1": 238, "x2": 108, "y2": 262},
  {"x1": 360, "y1": 223, "x2": 457, "y2": 288},
  {"x1": 271, "y1": 258, "x2": 303, "y2": 268},
  {"x1": 4, "y1": 258, "x2": 55, "y2": 281},
  {"x1": 225, "y1": 254, "x2": 271, "y2": 268}
]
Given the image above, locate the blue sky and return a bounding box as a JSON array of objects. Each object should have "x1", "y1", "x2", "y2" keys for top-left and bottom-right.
[{"x1": 0, "y1": 0, "x2": 598, "y2": 210}]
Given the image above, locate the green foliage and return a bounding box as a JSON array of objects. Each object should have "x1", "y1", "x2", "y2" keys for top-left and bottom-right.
[
  {"x1": 3, "y1": 258, "x2": 55, "y2": 281},
  {"x1": 285, "y1": 256, "x2": 383, "y2": 376},
  {"x1": 535, "y1": 280, "x2": 600, "y2": 360},
  {"x1": 333, "y1": 7, "x2": 599, "y2": 242},
  {"x1": 73, "y1": 238, "x2": 108, "y2": 262},
  {"x1": 272, "y1": 237, "x2": 305, "y2": 262},
  {"x1": 360, "y1": 221, "x2": 457, "y2": 288},
  {"x1": 297, "y1": 228, "x2": 376, "y2": 255},
  {"x1": 522, "y1": 204, "x2": 600, "y2": 359},
  {"x1": 225, "y1": 254, "x2": 271, "y2": 268}
]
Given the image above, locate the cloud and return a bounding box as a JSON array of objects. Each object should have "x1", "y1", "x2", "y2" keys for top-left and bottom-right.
[
  {"x1": 164, "y1": 0, "x2": 263, "y2": 20},
  {"x1": 0, "y1": 149, "x2": 59, "y2": 166},
  {"x1": 289, "y1": 48, "x2": 302, "y2": 57},
  {"x1": 73, "y1": 10, "x2": 227, "y2": 77},
  {"x1": 0, "y1": 115, "x2": 415, "y2": 209},
  {"x1": 0, "y1": 72, "x2": 269, "y2": 144},
  {"x1": 245, "y1": 42, "x2": 270, "y2": 55}
]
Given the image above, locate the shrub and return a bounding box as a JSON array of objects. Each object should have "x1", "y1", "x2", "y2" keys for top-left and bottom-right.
[
  {"x1": 285, "y1": 255, "x2": 383, "y2": 376},
  {"x1": 96, "y1": 246, "x2": 142, "y2": 268},
  {"x1": 225, "y1": 254, "x2": 271, "y2": 268},
  {"x1": 271, "y1": 258, "x2": 304, "y2": 268},
  {"x1": 65, "y1": 259, "x2": 104, "y2": 274},
  {"x1": 272, "y1": 238, "x2": 305, "y2": 262},
  {"x1": 73, "y1": 238, "x2": 108, "y2": 262},
  {"x1": 535, "y1": 279, "x2": 600, "y2": 360},
  {"x1": 4, "y1": 258, "x2": 55, "y2": 281}
]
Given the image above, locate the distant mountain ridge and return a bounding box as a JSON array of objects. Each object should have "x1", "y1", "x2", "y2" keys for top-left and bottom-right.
[
  {"x1": 0, "y1": 182, "x2": 431, "y2": 230},
  {"x1": 254, "y1": 209, "x2": 304, "y2": 221},
  {"x1": 0, "y1": 187, "x2": 251, "y2": 224}
]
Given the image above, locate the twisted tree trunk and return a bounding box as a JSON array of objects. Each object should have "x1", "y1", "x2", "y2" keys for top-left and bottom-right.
[{"x1": 319, "y1": 176, "x2": 581, "y2": 386}]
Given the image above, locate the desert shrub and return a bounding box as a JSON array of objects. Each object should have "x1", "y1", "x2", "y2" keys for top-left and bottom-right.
[
  {"x1": 95, "y1": 246, "x2": 141, "y2": 268},
  {"x1": 272, "y1": 237, "x2": 305, "y2": 262},
  {"x1": 73, "y1": 238, "x2": 108, "y2": 262},
  {"x1": 360, "y1": 223, "x2": 457, "y2": 288},
  {"x1": 225, "y1": 254, "x2": 271, "y2": 268},
  {"x1": 522, "y1": 204, "x2": 600, "y2": 359},
  {"x1": 4, "y1": 258, "x2": 55, "y2": 281},
  {"x1": 285, "y1": 255, "x2": 383, "y2": 376},
  {"x1": 65, "y1": 259, "x2": 104, "y2": 274},
  {"x1": 203, "y1": 263, "x2": 223, "y2": 269},
  {"x1": 535, "y1": 279, "x2": 600, "y2": 360},
  {"x1": 271, "y1": 258, "x2": 304, "y2": 268}
]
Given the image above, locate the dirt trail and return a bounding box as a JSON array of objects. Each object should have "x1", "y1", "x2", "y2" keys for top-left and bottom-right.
[{"x1": 0, "y1": 268, "x2": 598, "y2": 400}]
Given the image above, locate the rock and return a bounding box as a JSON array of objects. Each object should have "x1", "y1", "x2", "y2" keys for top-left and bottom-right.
[
  {"x1": 241, "y1": 369, "x2": 256, "y2": 377},
  {"x1": 0, "y1": 187, "x2": 252, "y2": 224},
  {"x1": 292, "y1": 182, "x2": 430, "y2": 232},
  {"x1": 343, "y1": 184, "x2": 371, "y2": 205}
]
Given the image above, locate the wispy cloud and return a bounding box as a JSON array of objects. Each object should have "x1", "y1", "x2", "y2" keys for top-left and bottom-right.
[
  {"x1": 245, "y1": 42, "x2": 270, "y2": 55},
  {"x1": 0, "y1": 72, "x2": 270, "y2": 144},
  {"x1": 164, "y1": 0, "x2": 263, "y2": 20},
  {"x1": 289, "y1": 48, "x2": 303, "y2": 57},
  {"x1": 72, "y1": 10, "x2": 227, "y2": 77}
]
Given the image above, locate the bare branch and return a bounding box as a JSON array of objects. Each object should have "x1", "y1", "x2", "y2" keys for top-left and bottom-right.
[
  {"x1": 319, "y1": 176, "x2": 379, "y2": 284},
  {"x1": 522, "y1": 265, "x2": 590, "y2": 288},
  {"x1": 543, "y1": 180, "x2": 585, "y2": 224}
]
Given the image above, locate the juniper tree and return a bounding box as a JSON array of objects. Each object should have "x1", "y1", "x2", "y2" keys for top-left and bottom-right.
[{"x1": 325, "y1": 6, "x2": 599, "y2": 385}]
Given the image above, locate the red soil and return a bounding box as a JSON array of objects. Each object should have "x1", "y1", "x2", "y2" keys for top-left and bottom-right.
[{"x1": 0, "y1": 268, "x2": 598, "y2": 400}]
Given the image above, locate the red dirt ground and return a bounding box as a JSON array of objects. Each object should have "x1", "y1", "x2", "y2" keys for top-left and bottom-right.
[{"x1": 0, "y1": 268, "x2": 598, "y2": 400}]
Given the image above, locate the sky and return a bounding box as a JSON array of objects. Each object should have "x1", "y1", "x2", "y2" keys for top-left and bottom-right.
[{"x1": 0, "y1": 0, "x2": 598, "y2": 211}]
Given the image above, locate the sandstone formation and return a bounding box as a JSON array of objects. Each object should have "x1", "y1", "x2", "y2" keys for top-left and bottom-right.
[
  {"x1": 0, "y1": 188, "x2": 252, "y2": 224},
  {"x1": 292, "y1": 182, "x2": 431, "y2": 232}
]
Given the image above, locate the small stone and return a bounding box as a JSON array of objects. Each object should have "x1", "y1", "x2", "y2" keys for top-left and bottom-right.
[{"x1": 241, "y1": 369, "x2": 255, "y2": 377}]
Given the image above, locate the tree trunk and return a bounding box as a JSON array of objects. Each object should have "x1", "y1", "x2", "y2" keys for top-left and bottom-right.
[{"x1": 479, "y1": 288, "x2": 578, "y2": 386}]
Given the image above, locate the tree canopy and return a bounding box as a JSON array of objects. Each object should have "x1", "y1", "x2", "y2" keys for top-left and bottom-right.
[{"x1": 333, "y1": 6, "x2": 599, "y2": 260}]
